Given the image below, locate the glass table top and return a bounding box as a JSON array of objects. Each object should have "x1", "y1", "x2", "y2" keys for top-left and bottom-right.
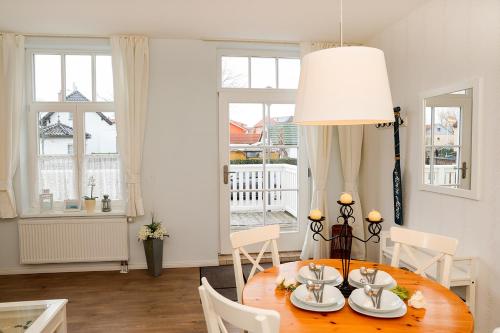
[{"x1": 0, "y1": 305, "x2": 46, "y2": 332}]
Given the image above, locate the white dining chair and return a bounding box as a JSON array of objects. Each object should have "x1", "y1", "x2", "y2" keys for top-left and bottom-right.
[
  {"x1": 230, "y1": 224, "x2": 281, "y2": 303},
  {"x1": 199, "y1": 277, "x2": 280, "y2": 333},
  {"x1": 390, "y1": 227, "x2": 458, "y2": 288},
  {"x1": 493, "y1": 328, "x2": 500, "y2": 333}
]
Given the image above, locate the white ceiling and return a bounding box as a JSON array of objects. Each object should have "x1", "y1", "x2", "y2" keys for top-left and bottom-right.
[{"x1": 0, "y1": 0, "x2": 428, "y2": 43}]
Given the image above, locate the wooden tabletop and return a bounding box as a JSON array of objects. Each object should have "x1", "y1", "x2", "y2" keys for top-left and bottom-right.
[{"x1": 243, "y1": 259, "x2": 473, "y2": 333}]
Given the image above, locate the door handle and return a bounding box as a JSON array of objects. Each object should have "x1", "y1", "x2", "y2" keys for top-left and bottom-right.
[
  {"x1": 460, "y1": 162, "x2": 467, "y2": 179},
  {"x1": 223, "y1": 165, "x2": 236, "y2": 184}
]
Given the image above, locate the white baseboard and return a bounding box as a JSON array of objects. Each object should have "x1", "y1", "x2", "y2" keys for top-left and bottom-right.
[{"x1": 0, "y1": 259, "x2": 219, "y2": 275}]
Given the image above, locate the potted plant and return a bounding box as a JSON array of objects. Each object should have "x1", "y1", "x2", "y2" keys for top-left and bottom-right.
[
  {"x1": 138, "y1": 214, "x2": 169, "y2": 277},
  {"x1": 84, "y1": 176, "x2": 98, "y2": 213}
]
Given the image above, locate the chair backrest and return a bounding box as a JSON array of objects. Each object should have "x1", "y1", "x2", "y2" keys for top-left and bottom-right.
[
  {"x1": 390, "y1": 227, "x2": 458, "y2": 288},
  {"x1": 492, "y1": 328, "x2": 500, "y2": 333},
  {"x1": 230, "y1": 225, "x2": 280, "y2": 303},
  {"x1": 199, "y1": 277, "x2": 280, "y2": 333}
]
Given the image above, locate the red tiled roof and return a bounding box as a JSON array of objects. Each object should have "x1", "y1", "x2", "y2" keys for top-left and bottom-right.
[{"x1": 230, "y1": 133, "x2": 262, "y2": 144}]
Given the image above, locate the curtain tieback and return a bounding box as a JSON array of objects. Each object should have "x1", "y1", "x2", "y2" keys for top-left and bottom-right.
[
  {"x1": 344, "y1": 181, "x2": 358, "y2": 192},
  {"x1": 0, "y1": 180, "x2": 12, "y2": 191},
  {"x1": 126, "y1": 174, "x2": 141, "y2": 184}
]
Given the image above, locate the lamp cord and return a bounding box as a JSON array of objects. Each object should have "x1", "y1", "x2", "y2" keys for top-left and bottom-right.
[{"x1": 340, "y1": 0, "x2": 343, "y2": 47}]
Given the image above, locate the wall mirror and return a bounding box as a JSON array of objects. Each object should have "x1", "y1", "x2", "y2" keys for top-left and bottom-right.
[{"x1": 420, "y1": 80, "x2": 480, "y2": 199}]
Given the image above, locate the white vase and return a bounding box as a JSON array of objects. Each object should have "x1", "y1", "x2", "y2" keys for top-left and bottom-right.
[{"x1": 85, "y1": 199, "x2": 96, "y2": 213}]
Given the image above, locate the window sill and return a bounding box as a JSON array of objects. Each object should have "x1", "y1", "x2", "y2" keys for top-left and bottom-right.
[{"x1": 20, "y1": 209, "x2": 126, "y2": 219}]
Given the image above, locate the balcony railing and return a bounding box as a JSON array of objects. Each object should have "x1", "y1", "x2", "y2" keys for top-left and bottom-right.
[
  {"x1": 229, "y1": 164, "x2": 298, "y2": 217},
  {"x1": 424, "y1": 165, "x2": 459, "y2": 187}
]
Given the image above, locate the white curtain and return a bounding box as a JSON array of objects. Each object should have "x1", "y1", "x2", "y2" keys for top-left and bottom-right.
[
  {"x1": 111, "y1": 36, "x2": 149, "y2": 217},
  {"x1": 300, "y1": 126, "x2": 333, "y2": 259},
  {"x1": 338, "y1": 126, "x2": 366, "y2": 259},
  {"x1": 300, "y1": 42, "x2": 337, "y2": 260},
  {"x1": 84, "y1": 154, "x2": 122, "y2": 200},
  {"x1": 0, "y1": 34, "x2": 24, "y2": 218},
  {"x1": 39, "y1": 156, "x2": 77, "y2": 201}
]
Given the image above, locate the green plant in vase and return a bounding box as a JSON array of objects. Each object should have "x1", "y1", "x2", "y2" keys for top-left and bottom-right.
[
  {"x1": 84, "y1": 176, "x2": 98, "y2": 213},
  {"x1": 138, "y1": 213, "x2": 170, "y2": 277}
]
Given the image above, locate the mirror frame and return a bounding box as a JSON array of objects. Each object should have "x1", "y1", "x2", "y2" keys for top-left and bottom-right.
[{"x1": 419, "y1": 78, "x2": 482, "y2": 200}]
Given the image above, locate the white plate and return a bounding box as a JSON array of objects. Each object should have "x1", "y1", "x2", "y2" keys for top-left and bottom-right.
[
  {"x1": 291, "y1": 292, "x2": 345, "y2": 312},
  {"x1": 348, "y1": 297, "x2": 407, "y2": 318},
  {"x1": 348, "y1": 269, "x2": 394, "y2": 288},
  {"x1": 297, "y1": 274, "x2": 343, "y2": 287},
  {"x1": 298, "y1": 265, "x2": 340, "y2": 283},
  {"x1": 292, "y1": 284, "x2": 343, "y2": 307},
  {"x1": 349, "y1": 288, "x2": 404, "y2": 313},
  {"x1": 348, "y1": 277, "x2": 397, "y2": 290}
]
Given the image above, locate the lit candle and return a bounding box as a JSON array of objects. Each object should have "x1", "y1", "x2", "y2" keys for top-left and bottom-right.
[
  {"x1": 309, "y1": 209, "x2": 322, "y2": 221},
  {"x1": 339, "y1": 193, "x2": 353, "y2": 204},
  {"x1": 367, "y1": 210, "x2": 382, "y2": 222}
]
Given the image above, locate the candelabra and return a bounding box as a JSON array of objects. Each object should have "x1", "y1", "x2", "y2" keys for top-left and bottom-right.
[{"x1": 308, "y1": 201, "x2": 383, "y2": 297}]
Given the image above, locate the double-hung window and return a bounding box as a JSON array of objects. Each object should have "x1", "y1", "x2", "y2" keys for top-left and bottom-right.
[{"x1": 28, "y1": 50, "x2": 122, "y2": 208}]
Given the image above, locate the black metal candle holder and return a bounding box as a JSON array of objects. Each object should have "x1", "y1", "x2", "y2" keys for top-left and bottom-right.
[{"x1": 308, "y1": 201, "x2": 383, "y2": 298}]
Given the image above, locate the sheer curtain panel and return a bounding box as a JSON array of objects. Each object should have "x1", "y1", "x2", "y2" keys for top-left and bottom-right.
[
  {"x1": 299, "y1": 42, "x2": 336, "y2": 259},
  {"x1": 111, "y1": 36, "x2": 149, "y2": 217},
  {"x1": 0, "y1": 34, "x2": 24, "y2": 218}
]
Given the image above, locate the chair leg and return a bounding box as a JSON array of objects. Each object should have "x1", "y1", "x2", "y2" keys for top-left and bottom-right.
[{"x1": 465, "y1": 280, "x2": 476, "y2": 316}]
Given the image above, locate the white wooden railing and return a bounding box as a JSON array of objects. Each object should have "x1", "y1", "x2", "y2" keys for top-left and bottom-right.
[
  {"x1": 424, "y1": 165, "x2": 459, "y2": 187},
  {"x1": 230, "y1": 164, "x2": 298, "y2": 217}
]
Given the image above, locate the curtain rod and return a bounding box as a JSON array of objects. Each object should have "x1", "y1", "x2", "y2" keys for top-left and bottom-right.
[
  {"x1": 202, "y1": 38, "x2": 300, "y2": 45},
  {"x1": 12, "y1": 33, "x2": 301, "y2": 45}
]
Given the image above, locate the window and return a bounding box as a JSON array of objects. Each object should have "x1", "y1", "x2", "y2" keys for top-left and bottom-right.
[
  {"x1": 220, "y1": 55, "x2": 300, "y2": 89},
  {"x1": 29, "y1": 50, "x2": 121, "y2": 207}
]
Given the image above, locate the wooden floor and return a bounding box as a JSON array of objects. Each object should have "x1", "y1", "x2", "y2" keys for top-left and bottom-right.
[{"x1": 0, "y1": 268, "x2": 208, "y2": 333}]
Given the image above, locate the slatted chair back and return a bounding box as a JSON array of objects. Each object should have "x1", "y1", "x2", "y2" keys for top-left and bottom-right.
[
  {"x1": 390, "y1": 227, "x2": 458, "y2": 288},
  {"x1": 199, "y1": 277, "x2": 280, "y2": 333},
  {"x1": 230, "y1": 225, "x2": 281, "y2": 303}
]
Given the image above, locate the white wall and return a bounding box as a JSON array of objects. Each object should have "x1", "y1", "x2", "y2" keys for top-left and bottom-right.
[
  {"x1": 0, "y1": 38, "x2": 220, "y2": 273},
  {"x1": 360, "y1": 0, "x2": 500, "y2": 331},
  {"x1": 131, "y1": 39, "x2": 219, "y2": 267}
]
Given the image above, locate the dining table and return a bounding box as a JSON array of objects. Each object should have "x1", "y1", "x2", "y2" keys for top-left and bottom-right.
[{"x1": 243, "y1": 259, "x2": 473, "y2": 333}]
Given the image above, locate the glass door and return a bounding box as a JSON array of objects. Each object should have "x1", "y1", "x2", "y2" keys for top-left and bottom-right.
[{"x1": 219, "y1": 92, "x2": 308, "y2": 254}]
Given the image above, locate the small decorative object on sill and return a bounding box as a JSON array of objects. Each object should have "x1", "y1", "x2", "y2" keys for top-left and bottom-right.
[
  {"x1": 39, "y1": 189, "x2": 53, "y2": 212},
  {"x1": 308, "y1": 197, "x2": 383, "y2": 298},
  {"x1": 138, "y1": 213, "x2": 169, "y2": 277},
  {"x1": 101, "y1": 194, "x2": 111, "y2": 212},
  {"x1": 64, "y1": 199, "x2": 81, "y2": 212},
  {"x1": 83, "y1": 176, "x2": 98, "y2": 214}
]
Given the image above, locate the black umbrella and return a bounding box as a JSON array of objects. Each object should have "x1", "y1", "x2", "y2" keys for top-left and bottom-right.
[{"x1": 393, "y1": 107, "x2": 404, "y2": 225}]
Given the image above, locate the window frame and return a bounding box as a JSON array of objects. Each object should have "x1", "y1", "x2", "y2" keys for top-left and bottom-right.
[
  {"x1": 26, "y1": 48, "x2": 122, "y2": 211},
  {"x1": 217, "y1": 48, "x2": 301, "y2": 92},
  {"x1": 419, "y1": 79, "x2": 482, "y2": 200}
]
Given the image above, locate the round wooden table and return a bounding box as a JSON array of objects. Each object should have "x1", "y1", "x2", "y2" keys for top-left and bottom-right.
[{"x1": 243, "y1": 259, "x2": 473, "y2": 333}]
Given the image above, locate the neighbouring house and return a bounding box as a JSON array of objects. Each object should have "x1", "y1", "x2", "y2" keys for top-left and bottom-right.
[{"x1": 39, "y1": 90, "x2": 117, "y2": 155}]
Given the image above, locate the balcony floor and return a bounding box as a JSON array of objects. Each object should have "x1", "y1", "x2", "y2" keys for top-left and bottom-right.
[{"x1": 230, "y1": 211, "x2": 297, "y2": 231}]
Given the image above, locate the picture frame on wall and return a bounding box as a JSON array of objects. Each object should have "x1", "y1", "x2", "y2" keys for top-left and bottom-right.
[{"x1": 64, "y1": 199, "x2": 81, "y2": 211}]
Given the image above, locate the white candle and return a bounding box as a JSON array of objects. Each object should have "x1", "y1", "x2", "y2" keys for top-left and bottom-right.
[
  {"x1": 309, "y1": 209, "x2": 322, "y2": 220},
  {"x1": 367, "y1": 210, "x2": 382, "y2": 222},
  {"x1": 339, "y1": 193, "x2": 353, "y2": 204}
]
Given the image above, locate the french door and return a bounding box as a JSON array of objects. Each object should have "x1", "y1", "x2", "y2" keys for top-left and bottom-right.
[{"x1": 219, "y1": 91, "x2": 308, "y2": 254}]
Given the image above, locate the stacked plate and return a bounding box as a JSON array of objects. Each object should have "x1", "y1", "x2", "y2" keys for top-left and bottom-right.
[
  {"x1": 290, "y1": 284, "x2": 345, "y2": 312},
  {"x1": 348, "y1": 288, "x2": 407, "y2": 318},
  {"x1": 296, "y1": 265, "x2": 343, "y2": 286},
  {"x1": 348, "y1": 269, "x2": 396, "y2": 289}
]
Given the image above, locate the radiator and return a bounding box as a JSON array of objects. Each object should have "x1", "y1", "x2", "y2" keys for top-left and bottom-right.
[{"x1": 18, "y1": 217, "x2": 128, "y2": 264}]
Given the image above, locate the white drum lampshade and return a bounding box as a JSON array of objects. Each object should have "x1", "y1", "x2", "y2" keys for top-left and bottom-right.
[{"x1": 295, "y1": 46, "x2": 394, "y2": 125}]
